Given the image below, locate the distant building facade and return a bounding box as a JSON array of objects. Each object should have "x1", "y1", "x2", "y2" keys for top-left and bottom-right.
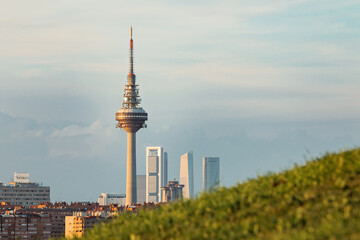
[
  {"x1": 137, "y1": 175, "x2": 146, "y2": 204},
  {"x1": 161, "y1": 180, "x2": 184, "y2": 203},
  {"x1": 65, "y1": 211, "x2": 117, "y2": 238},
  {"x1": 0, "y1": 172, "x2": 50, "y2": 206},
  {"x1": 97, "y1": 193, "x2": 126, "y2": 206},
  {"x1": 65, "y1": 214, "x2": 101, "y2": 239},
  {"x1": 1, "y1": 201, "x2": 124, "y2": 238},
  {"x1": 203, "y1": 157, "x2": 220, "y2": 191},
  {"x1": 0, "y1": 213, "x2": 52, "y2": 239},
  {"x1": 146, "y1": 147, "x2": 168, "y2": 203},
  {"x1": 179, "y1": 152, "x2": 194, "y2": 199}
]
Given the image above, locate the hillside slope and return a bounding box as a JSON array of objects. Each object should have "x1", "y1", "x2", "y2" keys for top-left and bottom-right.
[{"x1": 71, "y1": 149, "x2": 360, "y2": 240}]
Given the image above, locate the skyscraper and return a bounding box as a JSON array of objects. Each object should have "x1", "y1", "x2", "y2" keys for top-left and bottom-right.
[
  {"x1": 179, "y1": 151, "x2": 194, "y2": 199},
  {"x1": 136, "y1": 175, "x2": 146, "y2": 204},
  {"x1": 203, "y1": 157, "x2": 220, "y2": 191},
  {"x1": 146, "y1": 147, "x2": 168, "y2": 203},
  {"x1": 163, "y1": 152, "x2": 168, "y2": 187},
  {"x1": 116, "y1": 27, "x2": 148, "y2": 206}
]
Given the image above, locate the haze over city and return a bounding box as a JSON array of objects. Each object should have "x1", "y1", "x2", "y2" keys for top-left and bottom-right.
[{"x1": 0, "y1": 0, "x2": 359, "y2": 203}]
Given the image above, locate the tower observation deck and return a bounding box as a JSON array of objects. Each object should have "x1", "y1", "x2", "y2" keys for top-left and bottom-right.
[{"x1": 116, "y1": 27, "x2": 148, "y2": 206}]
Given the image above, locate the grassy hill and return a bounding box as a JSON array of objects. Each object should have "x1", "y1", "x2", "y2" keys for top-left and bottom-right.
[{"x1": 69, "y1": 148, "x2": 360, "y2": 239}]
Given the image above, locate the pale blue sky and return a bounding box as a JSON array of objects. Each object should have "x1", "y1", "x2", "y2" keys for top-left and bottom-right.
[{"x1": 0, "y1": 0, "x2": 359, "y2": 201}]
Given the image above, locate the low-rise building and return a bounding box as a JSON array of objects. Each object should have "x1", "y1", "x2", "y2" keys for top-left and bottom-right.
[
  {"x1": 28, "y1": 202, "x2": 123, "y2": 238},
  {"x1": 7, "y1": 201, "x2": 123, "y2": 238},
  {"x1": 98, "y1": 193, "x2": 126, "y2": 206},
  {"x1": 65, "y1": 211, "x2": 116, "y2": 239},
  {"x1": 65, "y1": 215, "x2": 98, "y2": 239},
  {"x1": 0, "y1": 201, "x2": 158, "y2": 238}
]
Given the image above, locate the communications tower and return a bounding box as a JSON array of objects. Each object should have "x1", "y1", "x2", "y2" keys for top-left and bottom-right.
[{"x1": 116, "y1": 27, "x2": 148, "y2": 206}]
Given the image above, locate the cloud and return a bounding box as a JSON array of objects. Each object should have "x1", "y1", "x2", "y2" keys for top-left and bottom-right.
[
  {"x1": 51, "y1": 121, "x2": 101, "y2": 138},
  {"x1": 0, "y1": 111, "x2": 116, "y2": 159},
  {"x1": 24, "y1": 129, "x2": 43, "y2": 138},
  {"x1": 47, "y1": 120, "x2": 119, "y2": 159}
]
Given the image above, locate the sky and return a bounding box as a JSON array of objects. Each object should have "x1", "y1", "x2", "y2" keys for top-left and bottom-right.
[{"x1": 0, "y1": 0, "x2": 359, "y2": 202}]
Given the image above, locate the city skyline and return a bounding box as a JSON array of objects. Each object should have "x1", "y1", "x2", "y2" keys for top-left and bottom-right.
[{"x1": 0, "y1": 1, "x2": 359, "y2": 202}]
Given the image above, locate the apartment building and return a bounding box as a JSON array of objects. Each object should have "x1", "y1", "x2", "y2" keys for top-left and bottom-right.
[{"x1": 0, "y1": 172, "x2": 50, "y2": 206}]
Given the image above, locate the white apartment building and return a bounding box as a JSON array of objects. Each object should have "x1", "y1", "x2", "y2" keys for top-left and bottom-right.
[
  {"x1": 146, "y1": 147, "x2": 168, "y2": 203},
  {"x1": 179, "y1": 152, "x2": 194, "y2": 199},
  {"x1": 203, "y1": 157, "x2": 220, "y2": 191},
  {"x1": 0, "y1": 172, "x2": 50, "y2": 206}
]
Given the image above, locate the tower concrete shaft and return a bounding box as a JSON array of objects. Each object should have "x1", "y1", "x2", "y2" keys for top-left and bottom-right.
[
  {"x1": 126, "y1": 132, "x2": 136, "y2": 205},
  {"x1": 116, "y1": 27, "x2": 148, "y2": 206}
]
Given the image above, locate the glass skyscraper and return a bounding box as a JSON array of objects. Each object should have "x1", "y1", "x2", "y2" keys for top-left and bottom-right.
[
  {"x1": 203, "y1": 157, "x2": 220, "y2": 191},
  {"x1": 179, "y1": 151, "x2": 194, "y2": 199}
]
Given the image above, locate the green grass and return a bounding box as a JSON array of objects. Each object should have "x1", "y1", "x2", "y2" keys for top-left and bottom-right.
[{"x1": 67, "y1": 148, "x2": 360, "y2": 239}]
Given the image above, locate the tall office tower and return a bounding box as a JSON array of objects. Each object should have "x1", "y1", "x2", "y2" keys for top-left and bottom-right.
[
  {"x1": 163, "y1": 152, "x2": 168, "y2": 186},
  {"x1": 136, "y1": 175, "x2": 146, "y2": 204},
  {"x1": 146, "y1": 147, "x2": 168, "y2": 202},
  {"x1": 203, "y1": 157, "x2": 220, "y2": 191},
  {"x1": 179, "y1": 152, "x2": 194, "y2": 199},
  {"x1": 116, "y1": 27, "x2": 148, "y2": 206}
]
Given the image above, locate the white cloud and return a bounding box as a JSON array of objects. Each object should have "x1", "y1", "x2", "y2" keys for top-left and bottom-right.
[
  {"x1": 47, "y1": 120, "x2": 118, "y2": 158},
  {"x1": 25, "y1": 129, "x2": 43, "y2": 138},
  {"x1": 51, "y1": 121, "x2": 102, "y2": 138}
]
